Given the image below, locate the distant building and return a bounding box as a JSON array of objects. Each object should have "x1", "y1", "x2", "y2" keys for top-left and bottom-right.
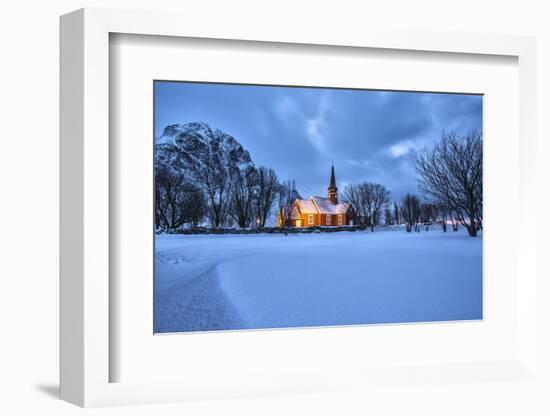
[{"x1": 278, "y1": 164, "x2": 353, "y2": 227}]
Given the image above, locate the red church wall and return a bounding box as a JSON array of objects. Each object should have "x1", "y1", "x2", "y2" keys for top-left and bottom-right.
[
  {"x1": 281, "y1": 212, "x2": 351, "y2": 228},
  {"x1": 319, "y1": 214, "x2": 347, "y2": 226},
  {"x1": 294, "y1": 213, "x2": 319, "y2": 227}
]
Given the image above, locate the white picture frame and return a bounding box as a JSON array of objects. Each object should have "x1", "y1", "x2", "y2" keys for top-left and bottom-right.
[{"x1": 60, "y1": 8, "x2": 538, "y2": 408}]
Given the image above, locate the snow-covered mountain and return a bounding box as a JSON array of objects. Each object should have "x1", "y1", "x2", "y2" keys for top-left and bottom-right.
[{"x1": 155, "y1": 122, "x2": 255, "y2": 178}]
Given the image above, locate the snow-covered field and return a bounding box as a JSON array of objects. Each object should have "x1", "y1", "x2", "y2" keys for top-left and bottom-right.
[{"x1": 154, "y1": 228, "x2": 482, "y2": 333}]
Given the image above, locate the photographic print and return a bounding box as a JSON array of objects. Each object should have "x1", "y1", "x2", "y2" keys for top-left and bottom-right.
[{"x1": 154, "y1": 81, "x2": 483, "y2": 334}]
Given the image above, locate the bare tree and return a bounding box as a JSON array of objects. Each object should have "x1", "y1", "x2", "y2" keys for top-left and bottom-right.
[
  {"x1": 435, "y1": 202, "x2": 451, "y2": 232},
  {"x1": 402, "y1": 193, "x2": 421, "y2": 233},
  {"x1": 344, "y1": 182, "x2": 390, "y2": 230},
  {"x1": 420, "y1": 203, "x2": 439, "y2": 231},
  {"x1": 155, "y1": 163, "x2": 186, "y2": 230},
  {"x1": 344, "y1": 184, "x2": 367, "y2": 225},
  {"x1": 229, "y1": 166, "x2": 258, "y2": 228},
  {"x1": 182, "y1": 188, "x2": 207, "y2": 227},
  {"x1": 155, "y1": 161, "x2": 206, "y2": 230},
  {"x1": 384, "y1": 206, "x2": 393, "y2": 226},
  {"x1": 255, "y1": 167, "x2": 279, "y2": 228},
  {"x1": 420, "y1": 203, "x2": 436, "y2": 224},
  {"x1": 451, "y1": 216, "x2": 459, "y2": 232},
  {"x1": 278, "y1": 179, "x2": 297, "y2": 227},
  {"x1": 344, "y1": 184, "x2": 366, "y2": 226},
  {"x1": 193, "y1": 154, "x2": 233, "y2": 228},
  {"x1": 393, "y1": 201, "x2": 401, "y2": 225},
  {"x1": 417, "y1": 131, "x2": 483, "y2": 236},
  {"x1": 361, "y1": 182, "x2": 391, "y2": 232}
]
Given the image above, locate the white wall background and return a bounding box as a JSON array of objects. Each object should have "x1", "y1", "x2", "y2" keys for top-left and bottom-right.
[{"x1": 0, "y1": 1, "x2": 548, "y2": 415}]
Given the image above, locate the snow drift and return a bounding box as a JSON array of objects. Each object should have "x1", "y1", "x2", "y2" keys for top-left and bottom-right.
[{"x1": 154, "y1": 229, "x2": 482, "y2": 333}]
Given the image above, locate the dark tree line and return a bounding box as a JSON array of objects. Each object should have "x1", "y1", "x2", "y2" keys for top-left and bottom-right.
[
  {"x1": 388, "y1": 196, "x2": 460, "y2": 233},
  {"x1": 156, "y1": 156, "x2": 282, "y2": 230}
]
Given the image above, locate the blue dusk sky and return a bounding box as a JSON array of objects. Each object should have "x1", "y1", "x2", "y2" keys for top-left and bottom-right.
[{"x1": 155, "y1": 81, "x2": 482, "y2": 200}]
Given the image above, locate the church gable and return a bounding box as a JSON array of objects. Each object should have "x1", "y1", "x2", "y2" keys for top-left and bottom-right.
[{"x1": 294, "y1": 198, "x2": 318, "y2": 215}]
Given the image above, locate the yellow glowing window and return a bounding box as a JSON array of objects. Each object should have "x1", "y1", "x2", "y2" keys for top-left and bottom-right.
[
  {"x1": 308, "y1": 214, "x2": 314, "y2": 225},
  {"x1": 338, "y1": 215, "x2": 343, "y2": 225}
]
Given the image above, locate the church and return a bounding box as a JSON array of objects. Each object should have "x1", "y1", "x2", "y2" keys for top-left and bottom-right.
[{"x1": 278, "y1": 165, "x2": 353, "y2": 228}]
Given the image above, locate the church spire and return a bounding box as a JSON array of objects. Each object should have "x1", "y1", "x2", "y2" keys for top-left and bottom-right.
[{"x1": 328, "y1": 162, "x2": 338, "y2": 204}]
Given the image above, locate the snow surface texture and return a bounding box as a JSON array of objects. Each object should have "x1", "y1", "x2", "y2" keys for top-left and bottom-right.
[{"x1": 154, "y1": 229, "x2": 482, "y2": 333}]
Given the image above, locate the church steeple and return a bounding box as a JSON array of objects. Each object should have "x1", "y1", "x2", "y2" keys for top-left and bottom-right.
[{"x1": 328, "y1": 163, "x2": 338, "y2": 204}]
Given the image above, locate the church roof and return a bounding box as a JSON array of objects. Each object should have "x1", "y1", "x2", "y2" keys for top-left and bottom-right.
[
  {"x1": 294, "y1": 198, "x2": 318, "y2": 215},
  {"x1": 311, "y1": 196, "x2": 350, "y2": 214},
  {"x1": 294, "y1": 196, "x2": 351, "y2": 216}
]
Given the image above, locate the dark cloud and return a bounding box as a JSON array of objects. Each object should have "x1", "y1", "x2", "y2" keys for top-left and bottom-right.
[{"x1": 155, "y1": 82, "x2": 482, "y2": 201}]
